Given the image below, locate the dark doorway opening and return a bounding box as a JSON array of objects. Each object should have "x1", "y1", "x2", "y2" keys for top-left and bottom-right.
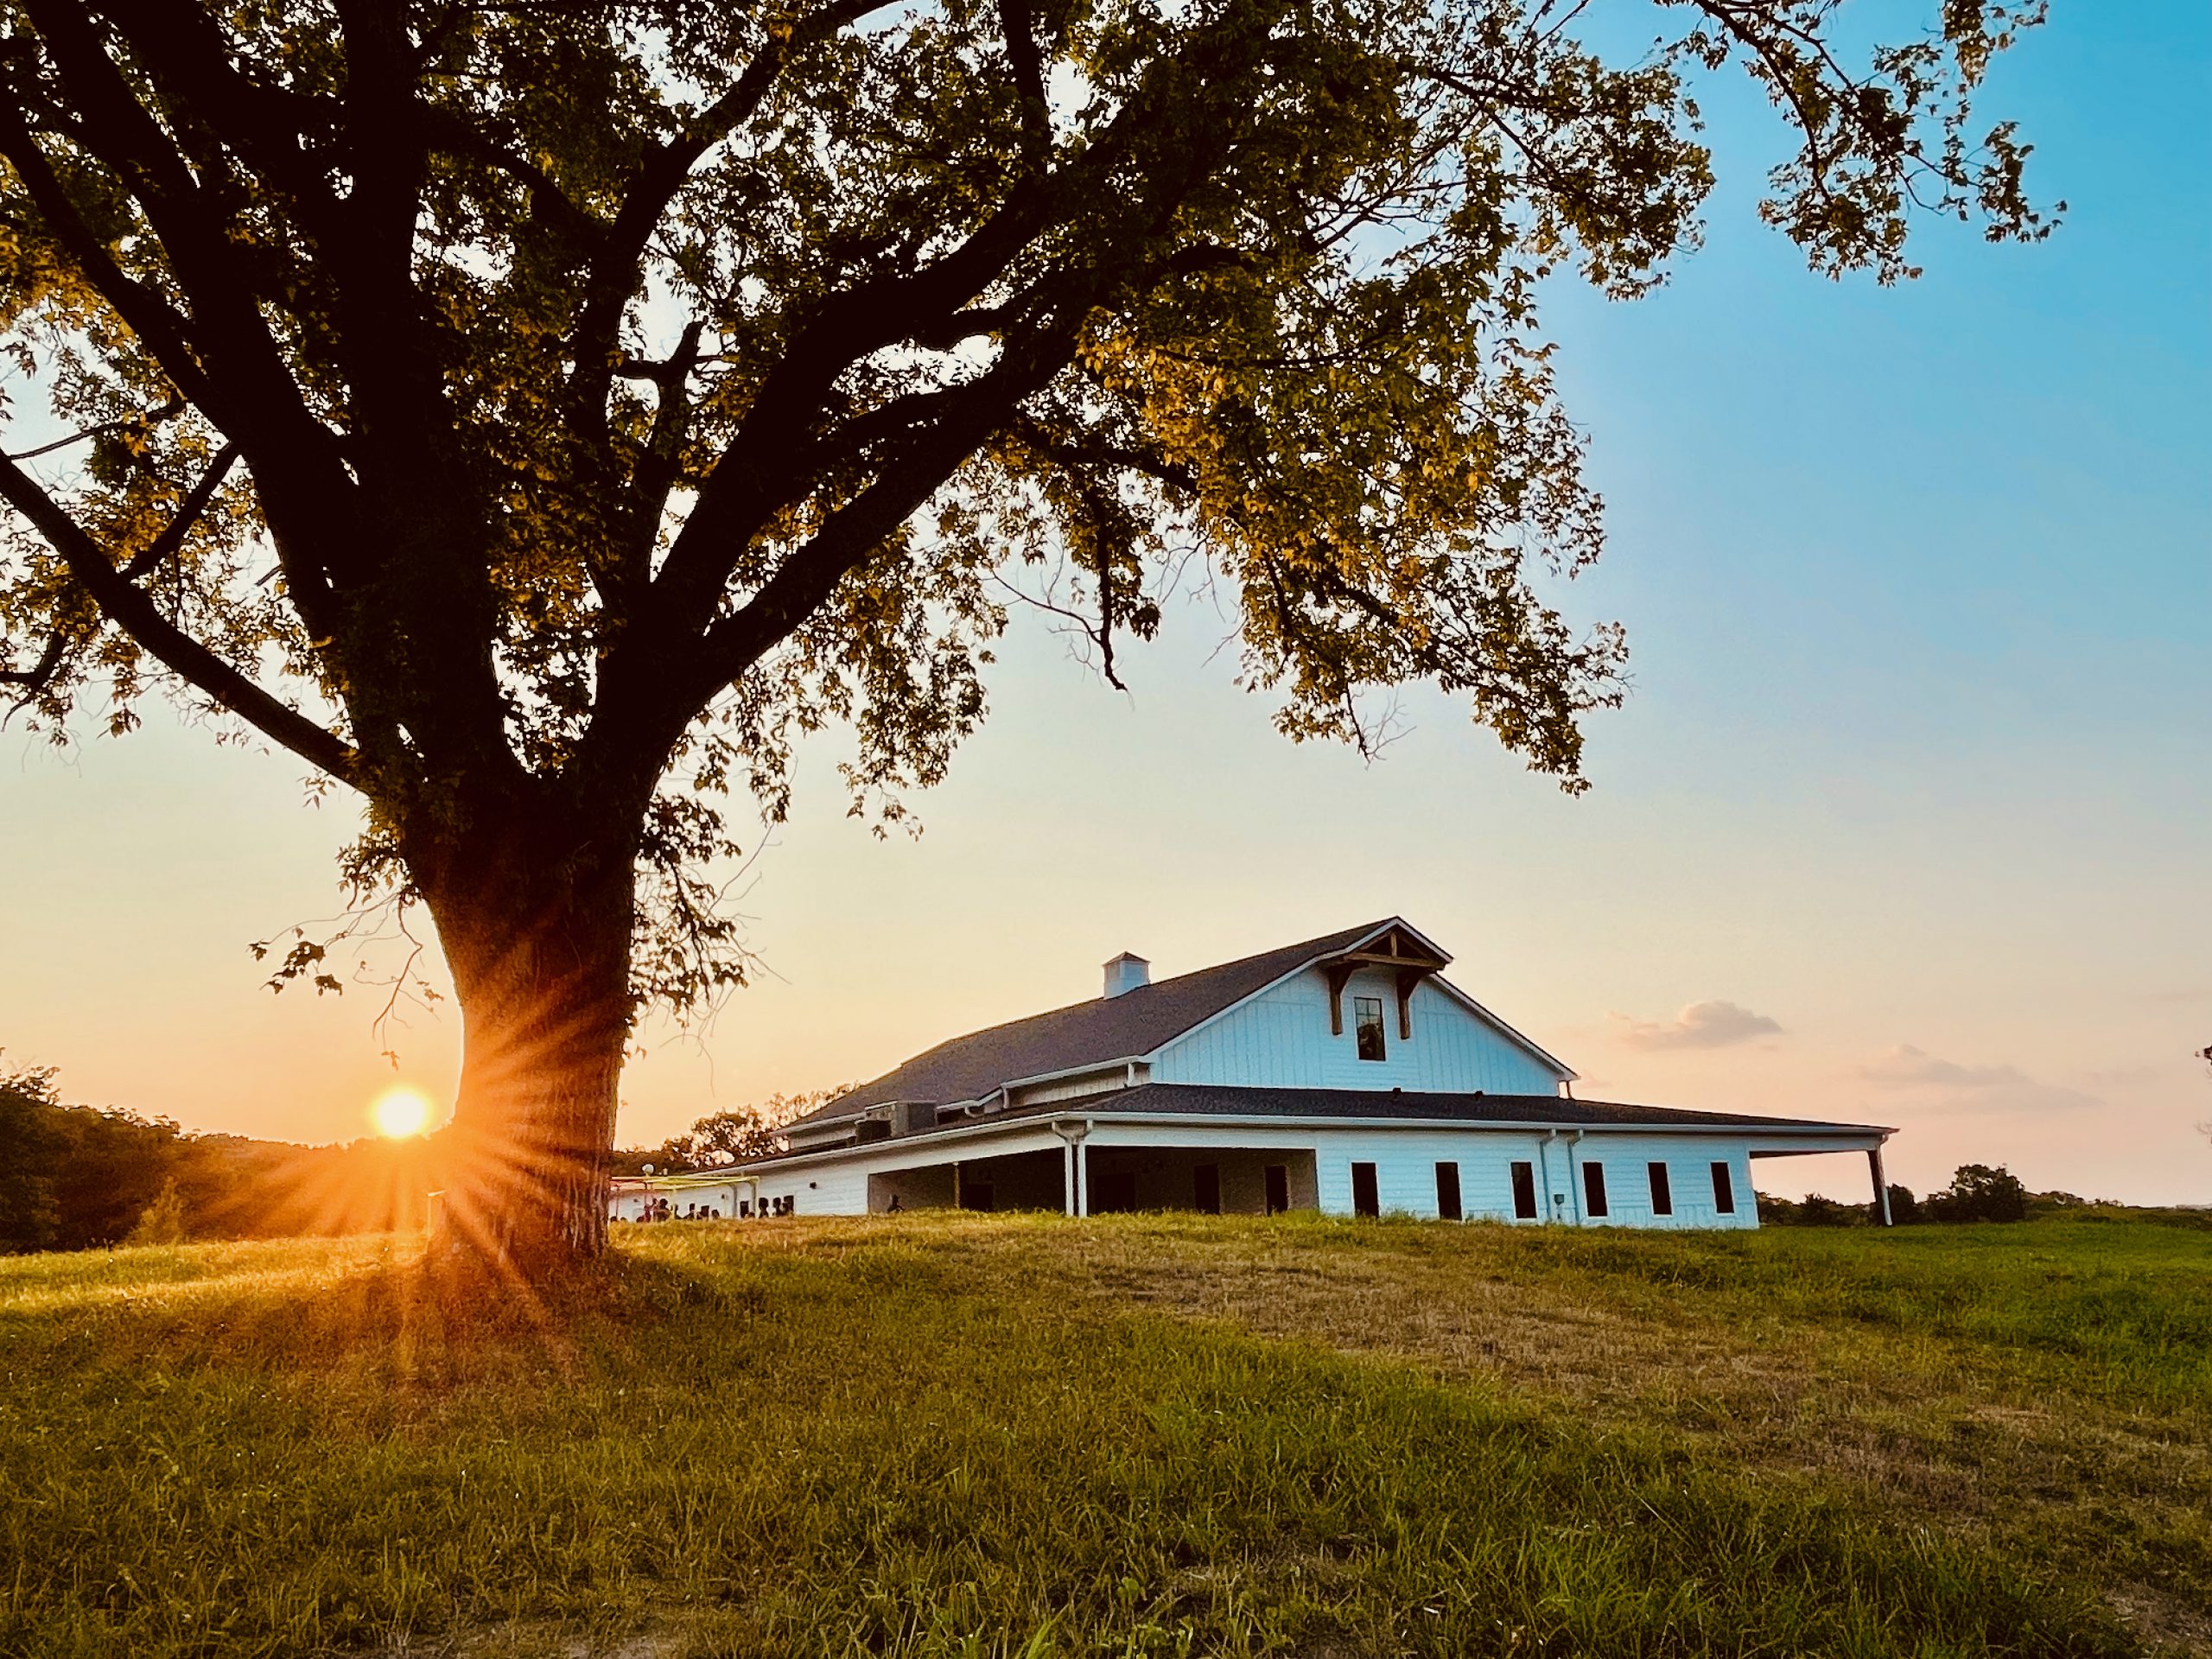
[
  {"x1": 1581, "y1": 1161, "x2": 1609, "y2": 1219},
  {"x1": 1090, "y1": 1170, "x2": 1139, "y2": 1213},
  {"x1": 1264, "y1": 1164, "x2": 1290, "y2": 1215},
  {"x1": 1435, "y1": 1161, "x2": 1463, "y2": 1221},
  {"x1": 960, "y1": 1182, "x2": 995, "y2": 1212},
  {"x1": 1510, "y1": 1160, "x2": 1538, "y2": 1220},
  {"x1": 1193, "y1": 1163, "x2": 1222, "y2": 1215},
  {"x1": 1351, "y1": 1162, "x2": 1380, "y2": 1217}
]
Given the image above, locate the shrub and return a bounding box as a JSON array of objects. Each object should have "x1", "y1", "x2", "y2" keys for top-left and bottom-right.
[
  {"x1": 1929, "y1": 1164, "x2": 2029, "y2": 1224},
  {"x1": 1755, "y1": 1192, "x2": 1864, "y2": 1228},
  {"x1": 1875, "y1": 1183, "x2": 1922, "y2": 1225}
]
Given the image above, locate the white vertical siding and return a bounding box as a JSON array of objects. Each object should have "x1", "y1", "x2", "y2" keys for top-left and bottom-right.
[{"x1": 1153, "y1": 966, "x2": 1564, "y2": 1095}]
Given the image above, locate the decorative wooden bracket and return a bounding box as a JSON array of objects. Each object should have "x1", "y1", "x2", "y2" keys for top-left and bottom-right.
[
  {"x1": 1325, "y1": 963, "x2": 1358, "y2": 1035},
  {"x1": 1395, "y1": 968, "x2": 1424, "y2": 1040},
  {"x1": 1319, "y1": 925, "x2": 1449, "y2": 1040}
]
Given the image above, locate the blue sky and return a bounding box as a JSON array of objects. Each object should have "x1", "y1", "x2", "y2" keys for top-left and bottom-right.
[{"x1": 3, "y1": 2, "x2": 2207, "y2": 1203}]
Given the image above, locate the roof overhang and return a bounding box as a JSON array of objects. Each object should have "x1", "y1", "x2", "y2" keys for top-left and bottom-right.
[{"x1": 728, "y1": 1103, "x2": 1892, "y2": 1178}]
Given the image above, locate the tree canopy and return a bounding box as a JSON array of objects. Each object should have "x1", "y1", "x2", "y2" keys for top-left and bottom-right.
[{"x1": 0, "y1": 0, "x2": 2054, "y2": 1263}]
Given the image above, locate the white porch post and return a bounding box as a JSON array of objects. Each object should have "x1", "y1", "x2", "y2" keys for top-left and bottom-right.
[
  {"x1": 1869, "y1": 1146, "x2": 1893, "y2": 1227},
  {"x1": 1052, "y1": 1120, "x2": 1093, "y2": 1217}
]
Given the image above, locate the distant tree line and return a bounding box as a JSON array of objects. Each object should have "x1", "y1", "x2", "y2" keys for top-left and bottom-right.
[
  {"x1": 1, "y1": 1056, "x2": 447, "y2": 1253},
  {"x1": 2, "y1": 1055, "x2": 837, "y2": 1255},
  {"x1": 609, "y1": 1090, "x2": 842, "y2": 1175},
  {"x1": 1754, "y1": 1164, "x2": 2112, "y2": 1228}
]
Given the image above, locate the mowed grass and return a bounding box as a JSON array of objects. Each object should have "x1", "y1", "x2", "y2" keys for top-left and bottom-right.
[{"x1": 0, "y1": 1215, "x2": 2201, "y2": 1658}]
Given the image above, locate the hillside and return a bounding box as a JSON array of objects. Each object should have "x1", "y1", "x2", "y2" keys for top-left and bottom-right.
[{"x1": 2, "y1": 1213, "x2": 2206, "y2": 1657}]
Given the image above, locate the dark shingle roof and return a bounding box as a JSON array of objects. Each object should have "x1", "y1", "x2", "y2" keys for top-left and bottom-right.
[
  {"x1": 1026, "y1": 1083, "x2": 1874, "y2": 1132},
  {"x1": 741, "y1": 1084, "x2": 1886, "y2": 1170},
  {"x1": 795, "y1": 920, "x2": 1392, "y2": 1126}
]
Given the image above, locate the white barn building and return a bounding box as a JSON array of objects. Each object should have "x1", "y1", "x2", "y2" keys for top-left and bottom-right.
[{"x1": 665, "y1": 919, "x2": 1895, "y2": 1228}]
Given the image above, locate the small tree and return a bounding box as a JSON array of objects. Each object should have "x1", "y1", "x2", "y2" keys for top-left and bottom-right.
[
  {"x1": 613, "y1": 1087, "x2": 836, "y2": 1173},
  {"x1": 0, "y1": 1, "x2": 2056, "y2": 1274},
  {"x1": 1928, "y1": 1164, "x2": 2028, "y2": 1224},
  {"x1": 124, "y1": 1176, "x2": 189, "y2": 1245}
]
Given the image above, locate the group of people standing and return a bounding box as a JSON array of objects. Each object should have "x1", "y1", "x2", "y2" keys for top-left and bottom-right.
[{"x1": 611, "y1": 1192, "x2": 798, "y2": 1224}]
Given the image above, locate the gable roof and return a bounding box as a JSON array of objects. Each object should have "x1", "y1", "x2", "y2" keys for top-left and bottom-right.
[{"x1": 795, "y1": 919, "x2": 1396, "y2": 1126}]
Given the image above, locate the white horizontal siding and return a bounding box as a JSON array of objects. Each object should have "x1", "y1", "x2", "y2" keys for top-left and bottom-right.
[
  {"x1": 749, "y1": 1125, "x2": 1069, "y2": 1217},
  {"x1": 728, "y1": 1120, "x2": 1783, "y2": 1230},
  {"x1": 1312, "y1": 1129, "x2": 1758, "y2": 1230},
  {"x1": 1153, "y1": 966, "x2": 1563, "y2": 1095}
]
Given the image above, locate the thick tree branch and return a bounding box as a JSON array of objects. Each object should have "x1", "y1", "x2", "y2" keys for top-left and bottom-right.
[
  {"x1": 0, "y1": 450, "x2": 358, "y2": 779},
  {"x1": 3, "y1": 10, "x2": 359, "y2": 630},
  {"x1": 686, "y1": 304, "x2": 1103, "y2": 704},
  {"x1": 0, "y1": 628, "x2": 67, "y2": 696},
  {"x1": 998, "y1": 0, "x2": 1052, "y2": 166},
  {"x1": 564, "y1": 0, "x2": 904, "y2": 434}
]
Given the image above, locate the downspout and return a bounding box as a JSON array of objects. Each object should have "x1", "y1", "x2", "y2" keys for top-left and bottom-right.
[
  {"x1": 1539, "y1": 1130, "x2": 1559, "y2": 1224},
  {"x1": 1565, "y1": 1128, "x2": 1586, "y2": 1225}
]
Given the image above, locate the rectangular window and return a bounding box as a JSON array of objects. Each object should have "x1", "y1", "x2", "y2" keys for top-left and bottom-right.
[
  {"x1": 1351, "y1": 1161, "x2": 1380, "y2": 1217},
  {"x1": 1354, "y1": 995, "x2": 1387, "y2": 1061},
  {"x1": 1510, "y1": 1160, "x2": 1538, "y2": 1220},
  {"x1": 1435, "y1": 1161, "x2": 1463, "y2": 1221},
  {"x1": 1581, "y1": 1161, "x2": 1608, "y2": 1219},
  {"x1": 1648, "y1": 1162, "x2": 1673, "y2": 1217},
  {"x1": 1264, "y1": 1164, "x2": 1290, "y2": 1215},
  {"x1": 1711, "y1": 1160, "x2": 1736, "y2": 1215},
  {"x1": 1193, "y1": 1163, "x2": 1222, "y2": 1216}
]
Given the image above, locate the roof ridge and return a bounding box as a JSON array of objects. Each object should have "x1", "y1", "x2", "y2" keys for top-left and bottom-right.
[{"x1": 792, "y1": 918, "x2": 1400, "y2": 1124}]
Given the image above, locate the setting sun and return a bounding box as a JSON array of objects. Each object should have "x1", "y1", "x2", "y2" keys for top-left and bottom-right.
[{"x1": 371, "y1": 1086, "x2": 435, "y2": 1140}]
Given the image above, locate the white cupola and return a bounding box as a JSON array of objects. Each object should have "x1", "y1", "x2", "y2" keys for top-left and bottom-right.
[{"x1": 1103, "y1": 951, "x2": 1151, "y2": 998}]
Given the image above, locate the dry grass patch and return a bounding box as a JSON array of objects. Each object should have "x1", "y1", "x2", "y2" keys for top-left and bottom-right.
[{"x1": 927, "y1": 1211, "x2": 2211, "y2": 1650}]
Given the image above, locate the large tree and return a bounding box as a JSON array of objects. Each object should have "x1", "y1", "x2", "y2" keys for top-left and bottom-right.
[{"x1": 0, "y1": 0, "x2": 2051, "y2": 1271}]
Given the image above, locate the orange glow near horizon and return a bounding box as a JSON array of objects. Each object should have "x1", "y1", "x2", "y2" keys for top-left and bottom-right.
[{"x1": 371, "y1": 1086, "x2": 435, "y2": 1140}]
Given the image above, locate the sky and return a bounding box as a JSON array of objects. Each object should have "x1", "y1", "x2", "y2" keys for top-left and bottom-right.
[{"x1": 3, "y1": 3, "x2": 2208, "y2": 1205}]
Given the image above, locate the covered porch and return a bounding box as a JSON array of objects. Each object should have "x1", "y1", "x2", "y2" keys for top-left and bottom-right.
[
  {"x1": 1748, "y1": 1135, "x2": 1899, "y2": 1224},
  {"x1": 864, "y1": 1135, "x2": 1319, "y2": 1217}
]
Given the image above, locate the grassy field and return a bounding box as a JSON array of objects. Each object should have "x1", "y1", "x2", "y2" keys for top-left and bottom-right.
[{"x1": 1, "y1": 1213, "x2": 2205, "y2": 1658}]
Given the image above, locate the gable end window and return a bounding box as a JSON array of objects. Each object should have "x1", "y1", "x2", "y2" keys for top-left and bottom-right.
[
  {"x1": 1581, "y1": 1161, "x2": 1609, "y2": 1219},
  {"x1": 1353, "y1": 995, "x2": 1387, "y2": 1061},
  {"x1": 1648, "y1": 1161, "x2": 1673, "y2": 1217}
]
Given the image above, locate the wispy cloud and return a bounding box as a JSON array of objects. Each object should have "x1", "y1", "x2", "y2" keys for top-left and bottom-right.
[
  {"x1": 1854, "y1": 1045, "x2": 2099, "y2": 1115},
  {"x1": 1612, "y1": 1001, "x2": 1783, "y2": 1051}
]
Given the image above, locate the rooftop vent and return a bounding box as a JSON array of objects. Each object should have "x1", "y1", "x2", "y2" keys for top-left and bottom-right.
[{"x1": 1103, "y1": 951, "x2": 1151, "y2": 999}]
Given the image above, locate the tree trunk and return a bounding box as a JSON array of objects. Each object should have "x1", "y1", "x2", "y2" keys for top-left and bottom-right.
[{"x1": 416, "y1": 809, "x2": 636, "y2": 1277}]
